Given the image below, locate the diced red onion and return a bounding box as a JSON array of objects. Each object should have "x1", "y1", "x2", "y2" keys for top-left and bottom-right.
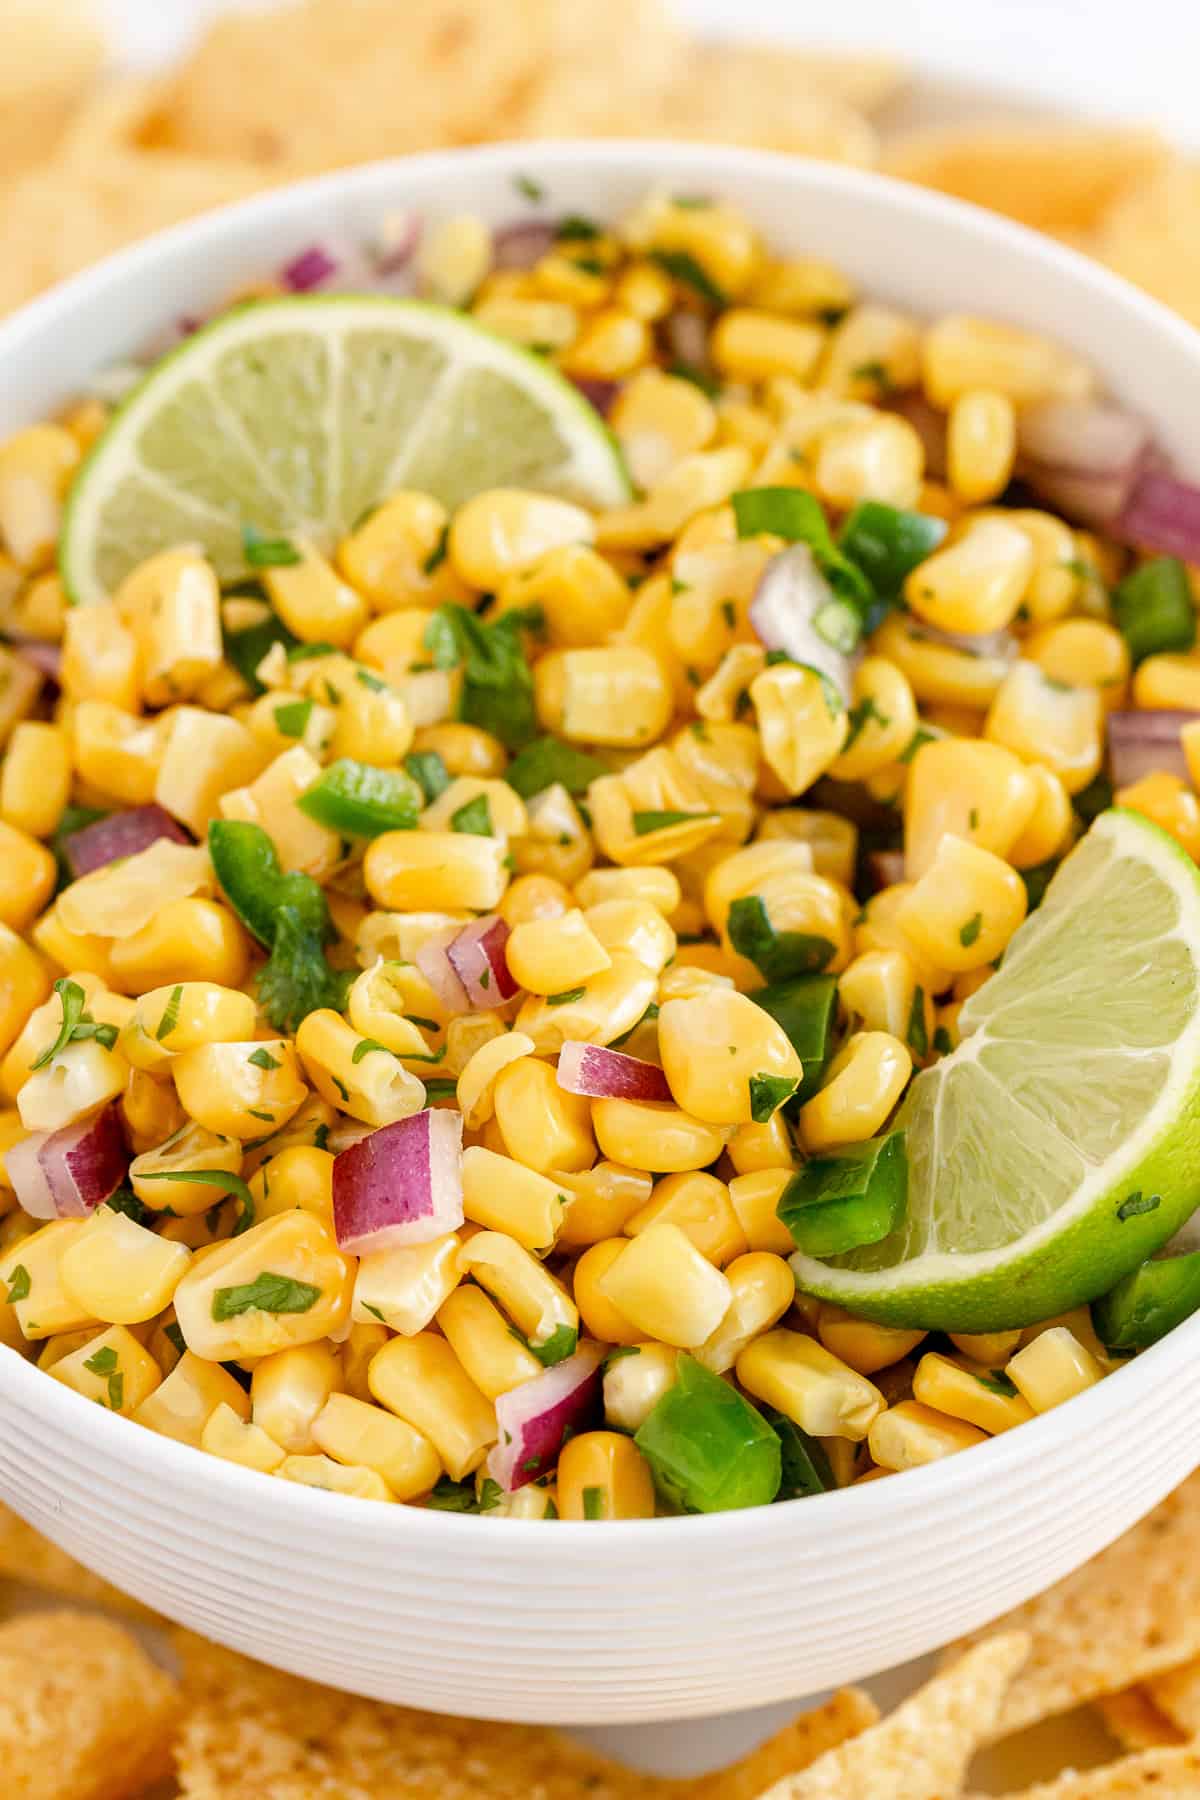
[
  {"x1": 488, "y1": 1345, "x2": 604, "y2": 1493},
  {"x1": 5, "y1": 1103, "x2": 127, "y2": 1221},
  {"x1": 1018, "y1": 401, "x2": 1153, "y2": 526},
  {"x1": 556, "y1": 1041, "x2": 671, "y2": 1102},
  {"x1": 1114, "y1": 470, "x2": 1200, "y2": 564},
  {"x1": 492, "y1": 220, "x2": 558, "y2": 269},
  {"x1": 866, "y1": 849, "x2": 906, "y2": 892},
  {"x1": 571, "y1": 377, "x2": 620, "y2": 418},
  {"x1": 332, "y1": 1108, "x2": 464, "y2": 1254},
  {"x1": 62, "y1": 804, "x2": 191, "y2": 879},
  {"x1": 415, "y1": 927, "x2": 472, "y2": 1017},
  {"x1": 749, "y1": 545, "x2": 860, "y2": 703},
  {"x1": 1108, "y1": 709, "x2": 1199, "y2": 788},
  {"x1": 281, "y1": 244, "x2": 340, "y2": 292},
  {"x1": 663, "y1": 308, "x2": 710, "y2": 374},
  {"x1": 446, "y1": 916, "x2": 517, "y2": 1008},
  {"x1": 887, "y1": 392, "x2": 947, "y2": 481},
  {"x1": 14, "y1": 642, "x2": 61, "y2": 683}
]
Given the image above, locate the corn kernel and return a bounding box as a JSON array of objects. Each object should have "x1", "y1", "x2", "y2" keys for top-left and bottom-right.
[
  {"x1": 946, "y1": 389, "x2": 1017, "y2": 504},
  {"x1": 912, "y1": 1352, "x2": 1034, "y2": 1434},
  {"x1": 0, "y1": 424, "x2": 79, "y2": 569},
  {"x1": 750, "y1": 663, "x2": 850, "y2": 796},
  {"x1": 0, "y1": 721, "x2": 71, "y2": 838},
  {"x1": 816, "y1": 1304, "x2": 927, "y2": 1376},
  {"x1": 277, "y1": 1454, "x2": 396, "y2": 1501},
  {"x1": 1116, "y1": 772, "x2": 1200, "y2": 862},
  {"x1": 923, "y1": 315, "x2": 1093, "y2": 407},
  {"x1": 201, "y1": 1400, "x2": 287, "y2": 1473},
  {"x1": 602, "y1": 1341, "x2": 679, "y2": 1432},
  {"x1": 133, "y1": 1351, "x2": 250, "y2": 1446},
  {"x1": 904, "y1": 736, "x2": 1039, "y2": 878},
  {"x1": 250, "y1": 1341, "x2": 343, "y2": 1454},
  {"x1": 1007, "y1": 1325, "x2": 1105, "y2": 1413},
  {"x1": 867, "y1": 1399, "x2": 988, "y2": 1470},
  {"x1": 591, "y1": 1094, "x2": 729, "y2": 1173},
  {"x1": 369, "y1": 1331, "x2": 496, "y2": 1481},
  {"x1": 657, "y1": 989, "x2": 802, "y2": 1126},
  {"x1": 598, "y1": 1221, "x2": 731, "y2": 1349},
  {"x1": 694, "y1": 1252, "x2": 795, "y2": 1374},
  {"x1": 351, "y1": 1231, "x2": 461, "y2": 1336},
  {"x1": 897, "y1": 836, "x2": 1027, "y2": 974},
  {"x1": 50, "y1": 1323, "x2": 161, "y2": 1416},
  {"x1": 312, "y1": 1391, "x2": 442, "y2": 1499},
  {"x1": 438, "y1": 1283, "x2": 542, "y2": 1400},
  {"x1": 364, "y1": 829, "x2": 509, "y2": 912},
  {"x1": 59, "y1": 1210, "x2": 190, "y2": 1325},
  {"x1": 172, "y1": 1212, "x2": 353, "y2": 1361},
  {"x1": 737, "y1": 1329, "x2": 884, "y2": 1440},
  {"x1": 557, "y1": 1431, "x2": 656, "y2": 1520},
  {"x1": 799, "y1": 1031, "x2": 912, "y2": 1152},
  {"x1": 458, "y1": 1230, "x2": 578, "y2": 1352},
  {"x1": 985, "y1": 661, "x2": 1103, "y2": 795}
]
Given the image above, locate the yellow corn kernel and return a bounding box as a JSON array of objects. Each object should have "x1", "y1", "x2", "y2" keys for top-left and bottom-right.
[
  {"x1": 70, "y1": 701, "x2": 165, "y2": 808},
  {"x1": 337, "y1": 492, "x2": 463, "y2": 612},
  {"x1": 0, "y1": 424, "x2": 79, "y2": 569},
  {"x1": 609, "y1": 258, "x2": 672, "y2": 321},
  {"x1": 1006, "y1": 765, "x2": 1075, "y2": 870},
  {"x1": 492, "y1": 1057, "x2": 594, "y2": 1176},
  {"x1": 557, "y1": 1431, "x2": 656, "y2": 1520},
  {"x1": 817, "y1": 304, "x2": 920, "y2": 398},
  {"x1": 583, "y1": 901, "x2": 676, "y2": 979},
  {"x1": 533, "y1": 245, "x2": 614, "y2": 307},
  {"x1": 828, "y1": 658, "x2": 919, "y2": 785},
  {"x1": 262, "y1": 543, "x2": 368, "y2": 648},
  {"x1": 109, "y1": 899, "x2": 251, "y2": 997},
  {"x1": 727, "y1": 1113, "x2": 794, "y2": 1175},
  {"x1": 657, "y1": 989, "x2": 802, "y2": 1127},
  {"x1": 624, "y1": 191, "x2": 761, "y2": 298},
  {"x1": 598, "y1": 1221, "x2": 731, "y2": 1349},
  {"x1": 798, "y1": 1030, "x2": 912, "y2": 1152},
  {"x1": 250, "y1": 1144, "x2": 335, "y2": 1226},
  {"x1": 946, "y1": 389, "x2": 1017, "y2": 504},
  {"x1": 533, "y1": 645, "x2": 673, "y2": 750},
  {"x1": 459, "y1": 1224, "x2": 576, "y2": 1338},
  {"x1": 591, "y1": 1094, "x2": 729, "y2": 1174},
  {"x1": 128, "y1": 1121, "x2": 242, "y2": 1218},
  {"x1": 905, "y1": 518, "x2": 1033, "y2": 637},
  {"x1": 174, "y1": 1212, "x2": 353, "y2": 1362},
  {"x1": 132, "y1": 1349, "x2": 250, "y2": 1446},
  {"x1": 201, "y1": 1401, "x2": 286, "y2": 1473},
  {"x1": 1027, "y1": 619, "x2": 1129, "y2": 710},
  {"x1": 602, "y1": 1341, "x2": 679, "y2": 1432},
  {"x1": 573, "y1": 1237, "x2": 644, "y2": 1346},
  {"x1": 473, "y1": 294, "x2": 579, "y2": 351},
  {"x1": 364, "y1": 829, "x2": 509, "y2": 913},
  {"x1": 421, "y1": 771, "x2": 525, "y2": 840},
  {"x1": 59, "y1": 1211, "x2": 190, "y2": 1326},
  {"x1": 948, "y1": 1328, "x2": 1023, "y2": 1364},
  {"x1": 625, "y1": 1171, "x2": 747, "y2": 1269},
  {"x1": 711, "y1": 309, "x2": 824, "y2": 384},
  {"x1": 250, "y1": 1341, "x2": 343, "y2": 1453},
  {"x1": 16, "y1": 1034, "x2": 126, "y2": 1133},
  {"x1": 499, "y1": 544, "x2": 630, "y2": 647},
  {"x1": 815, "y1": 415, "x2": 924, "y2": 512},
  {"x1": 50, "y1": 1323, "x2": 160, "y2": 1416},
  {"x1": 560, "y1": 308, "x2": 651, "y2": 380},
  {"x1": 504, "y1": 908, "x2": 610, "y2": 997},
  {"x1": 413, "y1": 722, "x2": 506, "y2": 780},
  {"x1": 597, "y1": 448, "x2": 752, "y2": 554},
  {"x1": 443, "y1": 1011, "x2": 506, "y2": 1079},
  {"x1": 1008, "y1": 1325, "x2": 1107, "y2": 1415},
  {"x1": 448, "y1": 490, "x2": 594, "y2": 591},
  {"x1": 515, "y1": 952, "x2": 657, "y2": 1057},
  {"x1": 1002, "y1": 508, "x2": 1079, "y2": 623},
  {"x1": 838, "y1": 949, "x2": 920, "y2": 1044},
  {"x1": 0, "y1": 646, "x2": 41, "y2": 752},
  {"x1": 750, "y1": 663, "x2": 850, "y2": 797},
  {"x1": 0, "y1": 1220, "x2": 99, "y2": 1339},
  {"x1": 368, "y1": 1330, "x2": 495, "y2": 1481},
  {"x1": 1134, "y1": 652, "x2": 1200, "y2": 712},
  {"x1": 129, "y1": 982, "x2": 257, "y2": 1062},
  {"x1": 749, "y1": 256, "x2": 854, "y2": 319},
  {"x1": 923, "y1": 315, "x2": 1093, "y2": 407},
  {"x1": 0, "y1": 820, "x2": 55, "y2": 931},
  {"x1": 985, "y1": 661, "x2": 1103, "y2": 795},
  {"x1": 295, "y1": 1008, "x2": 425, "y2": 1128},
  {"x1": 417, "y1": 212, "x2": 491, "y2": 305},
  {"x1": 154, "y1": 706, "x2": 268, "y2": 837},
  {"x1": 912, "y1": 1352, "x2": 1034, "y2": 1434},
  {"x1": 867, "y1": 1399, "x2": 988, "y2": 1470},
  {"x1": 511, "y1": 783, "x2": 594, "y2": 889},
  {"x1": 904, "y1": 736, "x2": 1039, "y2": 878},
  {"x1": 437, "y1": 1283, "x2": 542, "y2": 1401},
  {"x1": 737, "y1": 1329, "x2": 885, "y2": 1440},
  {"x1": 220, "y1": 744, "x2": 340, "y2": 879},
  {"x1": 574, "y1": 867, "x2": 681, "y2": 916},
  {"x1": 899, "y1": 835, "x2": 1028, "y2": 975},
  {"x1": 1117, "y1": 772, "x2": 1200, "y2": 861},
  {"x1": 694, "y1": 1252, "x2": 795, "y2": 1374},
  {"x1": 345, "y1": 961, "x2": 447, "y2": 1063},
  {"x1": 337, "y1": 1321, "x2": 387, "y2": 1403},
  {"x1": 3, "y1": 973, "x2": 106, "y2": 1096},
  {"x1": 171, "y1": 1038, "x2": 306, "y2": 1141},
  {"x1": 0, "y1": 721, "x2": 70, "y2": 838},
  {"x1": 60, "y1": 603, "x2": 139, "y2": 712},
  {"x1": 554, "y1": 1162, "x2": 652, "y2": 1250},
  {"x1": 871, "y1": 616, "x2": 1008, "y2": 717},
  {"x1": 853, "y1": 884, "x2": 952, "y2": 995},
  {"x1": 610, "y1": 369, "x2": 716, "y2": 492},
  {"x1": 329, "y1": 673, "x2": 413, "y2": 767},
  {"x1": 453, "y1": 1033, "x2": 534, "y2": 1132},
  {"x1": 276, "y1": 1453, "x2": 396, "y2": 1501},
  {"x1": 9, "y1": 569, "x2": 67, "y2": 641},
  {"x1": 312, "y1": 1391, "x2": 442, "y2": 1499},
  {"x1": 753, "y1": 813, "x2": 855, "y2": 891},
  {"x1": 816, "y1": 1304, "x2": 927, "y2": 1377},
  {"x1": 458, "y1": 1146, "x2": 567, "y2": 1253},
  {"x1": 116, "y1": 547, "x2": 222, "y2": 705},
  {"x1": 0, "y1": 1110, "x2": 25, "y2": 1210}
]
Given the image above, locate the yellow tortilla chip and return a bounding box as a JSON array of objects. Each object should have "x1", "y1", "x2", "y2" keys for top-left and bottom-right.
[
  {"x1": 884, "y1": 126, "x2": 1168, "y2": 236},
  {"x1": 749, "y1": 1634, "x2": 1028, "y2": 1800},
  {"x1": 0, "y1": 1503, "x2": 158, "y2": 1621},
  {"x1": 0, "y1": 1608, "x2": 178, "y2": 1800},
  {"x1": 174, "y1": 1629, "x2": 875, "y2": 1800},
  {"x1": 0, "y1": 1, "x2": 103, "y2": 185},
  {"x1": 989, "y1": 1744, "x2": 1200, "y2": 1796},
  {"x1": 946, "y1": 1472, "x2": 1200, "y2": 1738},
  {"x1": 158, "y1": 0, "x2": 557, "y2": 170},
  {"x1": 1093, "y1": 1688, "x2": 1186, "y2": 1753},
  {"x1": 1141, "y1": 1654, "x2": 1200, "y2": 1737},
  {"x1": 1093, "y1": 158, "x2": 1200, "y2": 329}
]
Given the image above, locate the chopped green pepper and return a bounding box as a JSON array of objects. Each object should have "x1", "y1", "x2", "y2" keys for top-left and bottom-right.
[
  {"x1": 1093, "y1": 1251, "x2": 1200, "y2": 1351},
  {"x1": 726, "y1": 893, "x2": 835, "y2": 985},
  {"x1": 750, "y1": 975, "x2": 838, "y2": 1101},
  {"x1": 761, "y1": 1407, "x2": 837, "y2": 1500},
  {"x1": 297, "y1": 759, "x2": 422, "y2": 837},
  {"x1": 779, "y1": 1131, "x2": 908, "y2": 1257},
  {"x1": 1113, "y1": 557, "x2": 1196, "y2": 665},
  {"x1": 838, "y1": 502, "x2": 947, "y2": 605},
  {"x1": 634, "y1": 1355, "x2": 781, "y2": 1512},
  {"x1": 207, "y1": 820, "x2": 344, "y2": 1033}
]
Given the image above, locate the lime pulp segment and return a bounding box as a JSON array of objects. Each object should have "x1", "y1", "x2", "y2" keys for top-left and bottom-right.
[
  {"x1": 791, "y1": 809, "x2": 1200, "y2": 1331},
  {"x1": 60, "y1": 296, "x2": 631, "y2": 606}
]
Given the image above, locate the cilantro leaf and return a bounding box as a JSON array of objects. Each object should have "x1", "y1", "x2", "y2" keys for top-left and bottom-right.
[
  {"x1": 748, "y1": 1072, "x2": 799, "y2": 1123},
  {"x1": 504, "y1": 735, "x2": 607, "y2": 799},
  {"x1": 242, "y1": 524, "x2": 301, "y2": 567},
  {"x1": 732, "y1": 487, "x2": 872, "y2": 607},
  {"x1": 211, "y1": 1270, "x2": 321, "y2": 1322},
  {"x1": 450, "y1": 794, "x2": 494, "y2": 836},
  {"x1": 726, "y1": 894, "x2": 835, "y2": 984},
  {"x1": 424, "y1": 604, "x2": 543, "y2": 749}
]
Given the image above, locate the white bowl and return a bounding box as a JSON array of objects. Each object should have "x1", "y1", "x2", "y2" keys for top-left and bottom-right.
[{"x1": 3, "y1": 142, "x2": 1200, "y2": 1726}]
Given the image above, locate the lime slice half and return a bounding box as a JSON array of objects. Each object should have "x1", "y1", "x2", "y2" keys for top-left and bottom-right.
[
  {"x1": 60, "y1": 296, "x2": 631, "y2": 605},
  {"x1": 792, "y1": 809, "x2": 1200, "y2": 1331}
]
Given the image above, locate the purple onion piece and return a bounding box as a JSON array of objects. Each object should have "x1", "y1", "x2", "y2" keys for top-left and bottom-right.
[
  {"x1": 281, "y1": 244, "x2": 340, "y2": 292},
  {"x1": 556, "y1": 1041, "x2": 671, "y2": 1102},
  {"x1": 662, "y1": 308, "x2": 710, "y2": 376},
  {"x1": 446, "y1": 916, "x2": 517, "y2": 1008},
  {"x1": 14, "y1": 642, "x2": 62, "y2": 684},
  {"x1": 866, "y1": 849, "x2": 906, "y2": 893},
  {"x1": 63, "y1": 805, "x2": 191, "y2": 879},
  {"x1": 1107, "y1": 709, "x2": 1200, "y2": 789},
  {"x1": 887, "y1": 392, "x2": 948, "y2": 481},
  {"x1": 1114, "y1": 470, "x2": 1200, "y2": 563},
  {"x1": 415, "y1": 928, "x2": 472, "y2": 1017},
  {"x1": 491, "y1": 220, "x2": 559, "y2": 270},
  {"x1": 6, "y1": 1103, "x2": 128, "y2": 1221},
  {"x1": 570, "y1": 377, "x2": 620, "y2": 418},
  {"x1": 488, "y1": 1346, "x2": 604, "y2": 1492},
  {"x1": 331, "y1": 1109, "x2": 464, "y2": 1255},
  {"x1": 1018, "y1": 397, "x2": 1151, "y2": 476}
]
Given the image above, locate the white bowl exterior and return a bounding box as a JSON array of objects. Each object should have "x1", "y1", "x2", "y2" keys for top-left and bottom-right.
[{"x1": 2, "y1": 142, "x2": 1200, "y2": 1723}]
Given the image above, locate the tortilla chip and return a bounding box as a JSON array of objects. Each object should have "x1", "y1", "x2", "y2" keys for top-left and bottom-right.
[
  {"x1": 502, "y1": 0, "x2": 687, "y2": 141},
  {"x1": 990, "y1": 1745, "x2": 1200, "y2": 1797},
  {"x1": 0, "y1": 1, "x2": 103, "y2": 185},
  {"x1": 883, "y1": 126, "x2": 1169, "y2": 236},
  {"x1": 0, "y1": 1608, "x2": 179, "y2": 1800},
  {"x1": 158, "y1": 0, "x2": 557, "y2": 170},
  {"x1": 1093, "y1": 158, "x2": 1200, "y2": 329},
  {"x1": 748, "y1": 1634, "x2": 1028, "y2": 1800},
  {"x1": 945, "y1": 1472, "x2": 1200, "y2": 1739},
  {"x1": 0, "y1": 1503, "x2": 158, "y2": 1621},
  {"x1": 173, "y1": 1630, "x2": 875, "y2": 1800},
  {"x1": 1140, "y1": 1654, "x2": 1200, "y2": 1738},
  {"x1": 1092, "y1": 1688, "x2": 1186, "y2": 1753}
]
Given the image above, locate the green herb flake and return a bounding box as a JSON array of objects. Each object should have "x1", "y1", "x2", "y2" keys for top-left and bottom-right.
[
  {"x1": 898, "y1": 725, "x2": 937, "y2": 765},
  {"x1": 666, "y1": 360, "x2": 720, "y2": 398},
  {"x1": 211, "y1": 1270, "x2": 322, "y2": 1322},
  {"x1": 546, "y1": 987, "x2": 586, "y2": 1006},
  {"x1": 748, "y1": 1072, "x2": 799, "y2": 1123},
  {"x1": 422, "y1": 523, "x2": 450, "y2": 575},
  {"x1": 355, "y1": 667, "x2": 387, "y2": 693},
  {"x1": 732, "y1": 485, "x2": 871, "y2": 608},
  {"x1": 932, "y1": 1026, "x2": 953, "y2": 1055},
  {"x1": 154, "y1": 983, "x2": 185, "y2": 1043},
  {"x1": 906, "y1": 986, "x2": 928, "y2": 1059},
  {"x1": 850, "y1": 358, "x2": 896, "y2": 393},
  {"x1": 582, "y1": 1484, "x2": 607, "y2": 1520},
  {"x1": 720, "y1": 599, "x2": 737, "y2": 629},
  {"x1": 247, "y1": 1046, "x2": 281, "y2": 1070},
  {"x1": 555, "y1": 213, "x2": 601, "y2": 241},
  {"x1": 83, "y1": 1345, "x2": 118, "y2": 1375},
  {"x1": 5, "y1": 1264, "x2": 30, "y2": 1304},
  {"x1": 649, "y1": 249, "x2": 725, "y2": 306},
  {"x1": 968, "y1": 807, "x2": 979, "y2": 830},
  {"x1": 164, "y1": 1322, "x2": 186, "y2": 1356},
  {"x1": 362, "y1": 1302, "x2": 386, "y2": 1323},
  {"x1": 603, "y1": 1345, "x2": 641, "y2": 1367},
  {"x1": 243, "y1": 523, "x2": 301, "y2": 568},
  {"x1": 30, "y1": 978, "x2": 89, "y2": 1070},
  {"x1": 975, "y1": 1369, "x2": 1019, "y2": 1398},
  {"x1": 422, "y1": 1078, "x2": 459, "y2": 1101},
  {"x1": 450, "y1": 793, "x2": 494, "y2": 837},
  {"x1": 424, "y1": 603, "x2": 543, "y2": 750},
  {"x1": 513, "y1": 173, "x2": 545, "y2": 202},
  {"x1": 842, "y1": 694, "x2": 887, "y2": 754},
  {"x1": 404, "y1": 750, "x2": 452, "y2": 804},
  {"x1": 529, "y1": 1323, "x2": 579, "y2": 1367},
  {"x1": 351, "y1": 1038, "x2": 393, "y2": 1065},
  {"x1": 959, "y1": 913, "x2": 983, "y2": 949},
  {"x1": 631, "y1": 808, "x2": 716, "y2": 836},
  {"x1": 727, "y1": 893, "x2": 834, "y2": 985},
  {"x1": 1117, "y1": 1190, "x2": 1161, "y2": 1221},
  {"x1": 273, "y1": 698, "x2": 313, "y2": 739}
]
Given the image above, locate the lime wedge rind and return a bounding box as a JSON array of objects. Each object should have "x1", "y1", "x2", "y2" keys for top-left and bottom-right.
[
  {"x1": 791, "y1": 810, "x2": 1200, "y2": 1331},
  {"x1": 60, "y1": 295, "x2": 631, "y2": 606}
]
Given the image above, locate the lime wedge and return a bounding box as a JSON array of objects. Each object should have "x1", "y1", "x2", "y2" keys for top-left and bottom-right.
[
  {"x1": 792, "y1": 809, "x2": 1200, "y2": 1331},
  {"x1": 60, "y1": 296, "x2": 630, "y2": 605}
]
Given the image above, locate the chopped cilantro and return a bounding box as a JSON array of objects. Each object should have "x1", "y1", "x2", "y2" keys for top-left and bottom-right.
[
  {"x1": 546, "y1": 987, "x2": 586, "y2": 1006},
  {"x1": 555, "y1": 213, "x2": 601, "y2": 240},
  {"x1": 156, "y1": 984, "x2": 184, "y2": 1042},
  {"x1": 273, "y1": 698, "x2": 313, "y2": 738},
  {"x1": 351, "y1": 1038, "x2": 393, "y2": 1064},
  {"x1": 906, "y1": 986, "x2": 928, "y2": 1059},
  {"x1": 1117, "y1": 1191, "x2": 1161, "y2": 1221},
  {"x1": 211, "y1": 1270, "x2": 321, "y2": 1322},
  {"x1": 727, "y1": 894, "x2": 834, "y2": 985},
  {"x1": 242, "y1": 523, "x2": 301, "y2": 568},
  {"x1": 732, "y1": 486, "x2": 871, "y2": 608},
  {"x1": 513, "y1": 173, "x2": 545, "y2": 202},
  {"x1": 959, "y1": 913, "x2": 983, "y2": 949},
  {"x1": 404, "y1": 749, "x2": 452, "y2": 804},
  {"x1": 649, "y1": 249, "x2": 725, "y2": 305},
  {"x1": 247, "y1": 1047, "x2": 281, "y2": 1070},
  {"x1": 666, "y1": 360, "x2": 721, "y2": 397},
  {"x1": 450, "y1": 793, "x2": 494, "y2": 836},
  {"x1": 30, "y1": 977, "x2": 118, "y2": 1068},
  {"x1": 504, "y1": 735, "x2": 607, "y2": 799},
  {"x1": 5, "y1": 1264, "x2": 30, "y2": 1304},
  {"x1": 424, "y1": 603, "x2": 544, "y2": 749},
  {"x1": 631, "y1": 808, "x2": 716, "y2": 835},
  {"x1": 975, "y1": 1369, "x2": 1019, "y2": 1398},
  {"x1": 748, "y1": 1072, "x2": 799, "y2": 1122},
  {"x1": 582, "y1": 1484, "x2": 607, "y2": 1520},
  {"x1": 422, "y1": 523, "x2": 449, "y2": 574}
]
